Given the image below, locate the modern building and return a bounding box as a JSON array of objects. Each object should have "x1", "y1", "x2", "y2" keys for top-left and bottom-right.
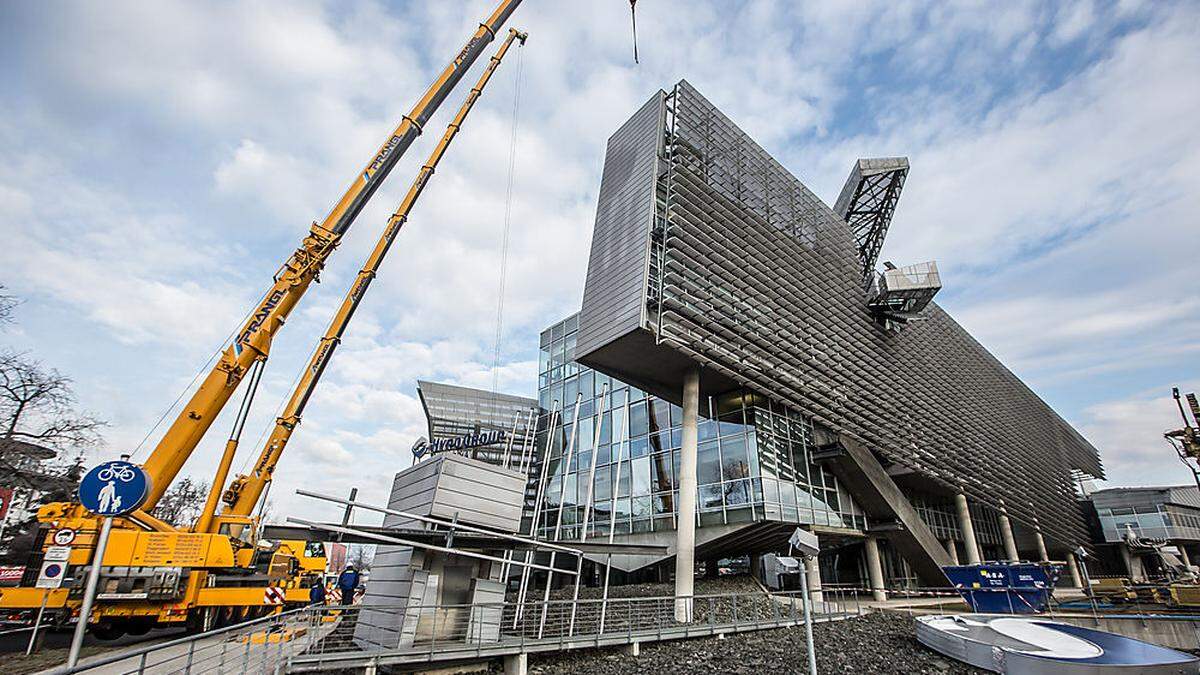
[
  {"x1": 415, "y1": 380, "x2": 538, "y2": 466},
  {"x1": 528, "y1": 79, "x2": 1102, "y2": 592},
  {"x1": 1086, "y1": 485, "x2": 1200, "y2": 581}
]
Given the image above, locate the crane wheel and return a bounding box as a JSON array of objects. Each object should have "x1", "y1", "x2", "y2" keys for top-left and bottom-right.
[
  {"x1": 92, "y1": 623, "x2": 127, "y2": 641},
  {"x1": 185, "y1": 607, "x2": 217, "y2": 634}
]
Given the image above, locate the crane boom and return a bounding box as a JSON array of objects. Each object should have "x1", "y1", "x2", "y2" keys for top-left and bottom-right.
[
  {"x1": 137, "y1": 0, "x2": 523, "y2": 509},
  {"x1": 215, "y1": 28, "x2": 528, "y2": 525}
]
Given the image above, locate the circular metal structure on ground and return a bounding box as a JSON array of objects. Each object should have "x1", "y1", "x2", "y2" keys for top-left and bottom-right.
[{"x1": 916, "y1": 613, "x2": 1200, "y2": 674}]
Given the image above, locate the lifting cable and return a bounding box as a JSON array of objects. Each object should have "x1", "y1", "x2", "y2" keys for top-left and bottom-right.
[
  {"x1": 630, "y1": 0, "x2": 640, "y2": 65},
  {"x1": 129, "y1": 293, "x2": 265, "y2": 461},
  {"x1": 490, "y1": 38, "x2": 525, "y2": 397}
]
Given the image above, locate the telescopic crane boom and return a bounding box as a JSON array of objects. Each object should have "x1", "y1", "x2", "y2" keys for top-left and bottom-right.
[
  {"x1": 136, "y1": 0, "x2": 523, "y2": 510},
  {"x1": 212, "y1": 28, "x2": 528, "y2": 528}
]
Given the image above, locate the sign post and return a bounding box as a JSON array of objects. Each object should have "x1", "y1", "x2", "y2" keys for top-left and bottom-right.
[
  {"x1": 66, "y1": 457, "x2": 150, "y2": 669},
  {"x1": 789, "y1": 528, "x2": 821, "y2": 675},
  {"x1": 27, "y1": 545, "x2": 70, "y2": 655}
]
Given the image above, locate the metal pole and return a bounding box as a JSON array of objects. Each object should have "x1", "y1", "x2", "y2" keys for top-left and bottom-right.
[
  {"x1": 68, "y1": 515, "x2": 113, "y2": 668},
  {"x1": 25, "y1": 589, "x2": 48, "y2": 655},
  {"x1": 798, "y1": 554, "x2": 818, "y2": 675},
  {"x1": 515, "y1": 402, "x2": 559, "y2": 625}
]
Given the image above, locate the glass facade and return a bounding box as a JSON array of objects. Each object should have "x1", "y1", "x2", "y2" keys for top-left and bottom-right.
[{"x1": 533, "y1": 314, "x2": 868, "y2": 540}]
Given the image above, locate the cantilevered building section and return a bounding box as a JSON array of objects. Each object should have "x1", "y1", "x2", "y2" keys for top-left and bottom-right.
[{"x1": 571, "y1": 80, "x2": 1102, "y2": 581}]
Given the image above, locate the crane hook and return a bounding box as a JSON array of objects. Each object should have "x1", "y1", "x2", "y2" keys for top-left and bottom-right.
[{"x1": 630, "y1": 0, "x2": 639, "y2": 64}]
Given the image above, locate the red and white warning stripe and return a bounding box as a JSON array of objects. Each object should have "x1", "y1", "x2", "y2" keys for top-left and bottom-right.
[{"x1": 264, "y1": 586, "x2": 286, "y2": 605}]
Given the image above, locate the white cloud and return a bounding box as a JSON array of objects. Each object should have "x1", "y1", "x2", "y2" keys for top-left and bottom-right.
[{"x1": 0, "y1": 0, "x2": 1197, "y2": 521}]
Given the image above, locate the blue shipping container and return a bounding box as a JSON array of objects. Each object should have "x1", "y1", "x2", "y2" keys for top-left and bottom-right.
[{"x1": 943, "y1": 562, "x2": 1061, "y2": 614}]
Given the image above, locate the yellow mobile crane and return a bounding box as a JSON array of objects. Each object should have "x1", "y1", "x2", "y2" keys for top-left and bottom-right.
[{"x1": 0, "y1": 0, "x2": 523, "y2": 637}]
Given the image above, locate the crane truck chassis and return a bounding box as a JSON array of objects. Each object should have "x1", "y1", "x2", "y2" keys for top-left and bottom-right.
[{"x1": 0, "y1": 0, "x2": 524, "y2": 639}]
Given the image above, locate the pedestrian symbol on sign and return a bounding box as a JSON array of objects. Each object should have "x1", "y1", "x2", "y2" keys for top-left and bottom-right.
[{"x1": 78, "y1": 460, "x2": 149, "y2": 517}]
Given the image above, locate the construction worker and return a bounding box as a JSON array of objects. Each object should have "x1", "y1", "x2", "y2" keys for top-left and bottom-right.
[
  {"x1": 337, "y1": 565, "x2": 360, "y2": 606},
  {"x1": 309, "y1": 579, "x2": 326, "y2": 606}
]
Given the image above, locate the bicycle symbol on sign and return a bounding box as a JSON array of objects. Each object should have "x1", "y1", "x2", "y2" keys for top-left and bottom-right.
[{"x1": 97, "y1": 465, "x2": 136, "y2": 483}]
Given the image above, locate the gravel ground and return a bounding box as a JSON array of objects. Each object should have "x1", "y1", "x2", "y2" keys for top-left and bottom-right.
[{"x1": 503, "y1": 612, "x2": 985, "y2": 675}]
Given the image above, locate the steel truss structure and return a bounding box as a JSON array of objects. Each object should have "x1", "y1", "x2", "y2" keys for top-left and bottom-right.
[
  {"x1": 833, "y1": 158, "x2": 909, "y2": 288},
  {"x1": 575, "y1": 79, "x2": 1103, "y2": 553}
]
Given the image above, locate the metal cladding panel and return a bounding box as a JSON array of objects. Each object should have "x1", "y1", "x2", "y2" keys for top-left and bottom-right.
[
  {"x1": 575, "y1": 91, "x2": 665, "y2": 363},
  {"x1": 579, "y1": 79, "x2": 1103, "y2": 551}
]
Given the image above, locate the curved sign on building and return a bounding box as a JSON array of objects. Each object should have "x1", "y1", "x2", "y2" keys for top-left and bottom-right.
[{"x1": 411, "y1": 430, "x2": 506, "y2": 459}]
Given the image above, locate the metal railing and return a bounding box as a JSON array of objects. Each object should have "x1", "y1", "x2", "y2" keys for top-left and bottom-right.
[
  {"x1": 65, "y1": 579, "x2": 1192, "y2": 675},
  {"x1": 46, "y1": 587, "x2": 862, "y2": 674}
]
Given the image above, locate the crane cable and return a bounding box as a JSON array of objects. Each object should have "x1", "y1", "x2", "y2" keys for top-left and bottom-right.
[
  {"x1": 129, "y1": 292, "x2": 266, "y2": 461},
  {"x1": 630, "y1": 0, "x2": 639, "y2": 64},
  {"x1": 490, "y1": 39, "x2": 525, "y2": 397}
]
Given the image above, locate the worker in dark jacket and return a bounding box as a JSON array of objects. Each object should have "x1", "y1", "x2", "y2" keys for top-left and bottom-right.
[
  {"x1": 337, "y1": 566, "x2": 360, "y2": 606},
  {"x1": 309, "y1": 579, "x2": 326, "y2": 605}
]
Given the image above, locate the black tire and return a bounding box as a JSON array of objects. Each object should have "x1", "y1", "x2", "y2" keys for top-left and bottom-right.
[
  {"x1": 125, "y1": 620, "x2": 153, "y2": 636},
  {"x1": 92, "y1": 623, "x2": 127, "y2": 641},
  {"x1": 185, "y1": 608, "x2": 216, "y2": 634}
]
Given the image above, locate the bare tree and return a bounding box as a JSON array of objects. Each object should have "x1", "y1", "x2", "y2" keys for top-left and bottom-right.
[
  {"x1": 152, "y1": 477, "x2": 211, "y2": 528},
  {"x1": 0, "y1": 353, "x2": 104, "y2": 485},
  {"x1": 0, "y1": 286, "x2": 106, "y2": 562},
  {"x1": 0, "y1": 285, "x2": 16, "y2": 327},
  {"x1": 347, "y1": 544, "x2": 375, "y2": 572}
]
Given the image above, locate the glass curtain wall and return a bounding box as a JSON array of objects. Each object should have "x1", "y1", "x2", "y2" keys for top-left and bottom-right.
[{"x1": 533, "y1": 314, "x2": 867, "y2": 540}]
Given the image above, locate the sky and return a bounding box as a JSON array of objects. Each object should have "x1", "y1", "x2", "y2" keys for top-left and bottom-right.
[{"x1": 0, "y1": 0, "x2": 1197, "y2": 525}]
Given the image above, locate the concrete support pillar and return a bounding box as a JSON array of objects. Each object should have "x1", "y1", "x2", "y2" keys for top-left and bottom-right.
[
  {"x1": 1033, "y1": 530, "x2": 1049, "y2": 563},
  {"x1": 706, "y1": 558, "x2": 720, "y2": 578},
  {"x1": 1066, "y1": 552, "x2": 1083, "y2": 588},
  {"x1": 806, "y1": 553, "x2": 823, "y2": 603},
  {"x1": 864, "y1": 536, "x2": 887, "y2": 602},
  {"x1": 998, "y1": 501, "x2": 1019, "y2": 562},
  {"x1": 674, "y1": 366, "x2": 700, "y2": 623},
  {"x1": 945, "y1": 539, "x2": 960, "y2": 565},
  {"x1": 954, "y1": 492, "x2": 982, "y2": 565},
  {"x1": 503, "y1": 653, "x2": 528, "y2": 675},
  {"x1": 622, "y1": 642, "x2": 641, "y2": 656},
  {"x1": 1120, "y1": 544, "x2": 1146, "y2": 582}
]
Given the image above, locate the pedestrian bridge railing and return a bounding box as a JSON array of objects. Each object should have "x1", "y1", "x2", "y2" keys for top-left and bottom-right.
[{"x1": 44, "y1": 586, "x2": 865, "y2": 674}]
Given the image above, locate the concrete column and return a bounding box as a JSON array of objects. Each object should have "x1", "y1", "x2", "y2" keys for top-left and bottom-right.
[
  {"x1": 1033, "y1": 530, "x2": 1049, "y2": 563},
  {"x1": 1066, "y1": 552, "x2": 1083, "y2": 588},
  {"x1": 503, "y1": 653, "x2": 528, "y2": 675},
  {"x1": 864, "y1": 536, "x2": 887, "y2": 602},
  {"x1": 674, "y1": 366, "x2": 700, "y2": 623},
  {"x1": 954, "y1": 492, "x2": 982, "y2": 565},
  {"x1": 1119, "y1": 544, "x2": 1146, "y2": 582},
  {"x1": 944, "y1": 539, "x2": 960, "y2": 565},
  {"x1": 706, "y1": 558, "x2": 720, "y2": 578},
  {"x1": 998, "y1": 501, "x2": 1019, "y2": 562},
  {"x1": 806, "y1": 553, "x2": 823, "y2": 603}
]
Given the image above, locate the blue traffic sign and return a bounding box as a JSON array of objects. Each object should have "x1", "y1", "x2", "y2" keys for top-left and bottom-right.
[{"x1": 78, "y1": 460, "x2": 150, "y2": 516}]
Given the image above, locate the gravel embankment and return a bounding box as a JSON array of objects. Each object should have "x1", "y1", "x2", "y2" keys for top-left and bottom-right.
[{"x1": 504, "y1": 611, "x2": 985, "y2": 675}]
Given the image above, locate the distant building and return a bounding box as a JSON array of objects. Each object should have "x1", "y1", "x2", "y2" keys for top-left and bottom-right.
[{"x1": 1086, "y1": 485, "x2": 1200, "y2": 581}]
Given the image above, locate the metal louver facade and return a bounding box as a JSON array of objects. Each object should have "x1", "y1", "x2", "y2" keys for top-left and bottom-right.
[{"x1": 576, "y1": 79, "x2": 1103, "y2": 551}]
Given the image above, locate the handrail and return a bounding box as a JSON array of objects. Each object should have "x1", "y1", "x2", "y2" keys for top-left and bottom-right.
[{"x1": 41, "y1": 605, "x2": 311, "y2": 675}]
